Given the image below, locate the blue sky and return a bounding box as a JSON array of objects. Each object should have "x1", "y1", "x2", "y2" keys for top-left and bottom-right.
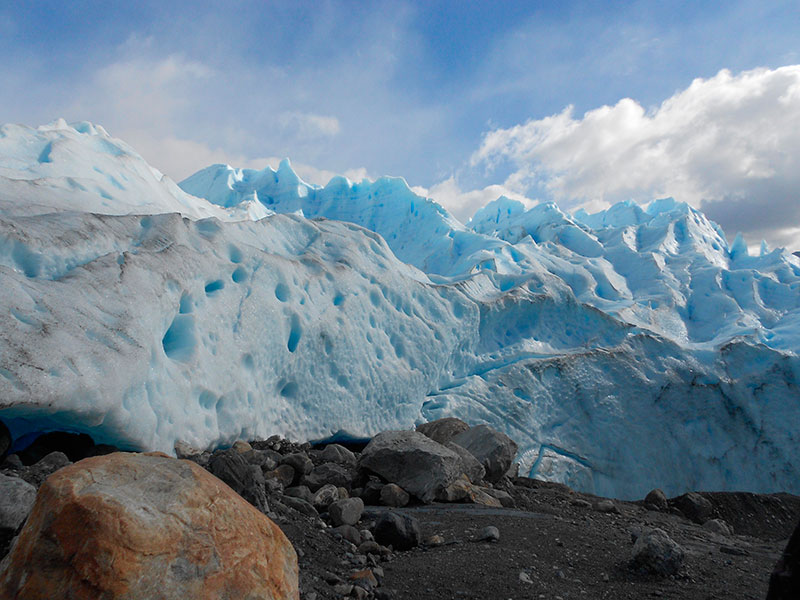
[{"x1": 2, "y1": 1, "x2": 800, "y2": 247}]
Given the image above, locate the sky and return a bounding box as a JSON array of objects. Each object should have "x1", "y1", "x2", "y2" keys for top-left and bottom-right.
[{"x1": 2, "y1": 0, "x2": 800, "y2": 249}]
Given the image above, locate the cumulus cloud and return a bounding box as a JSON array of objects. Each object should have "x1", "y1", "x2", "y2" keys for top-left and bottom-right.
[
  {"x1": 472, "y1": 65, "x2": 800, "y2": 248},
  {"x1": 412, "y1": 177, "x2": 534, "y2": 224}
]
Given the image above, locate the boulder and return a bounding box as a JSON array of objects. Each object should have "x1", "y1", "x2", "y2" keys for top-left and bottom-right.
[
  {"x1": 0, "y1": 452, "x2": 299, "y2": 599},
  {"x1": 0, "y1": 474, "x2": 37, "y2": 556},
  {"x1": 672, "y1": 492, "x2": 713, "y2": 524},
  {"x1": 441, "y1": 476, "x2": 502, "y2": 507},
  {"x1": 319, "y1": 444, "x2": 357, "y2": 467},
  {"x1": 373, "y1": 511, "x2": 421, "y2": 551},
  {"x1": 416, "y1": 417, "x2": 470, "y2": 445},
  {"x1": 208, "y1": 449, "x2": 269, "y2": 512},
  {"x1": 767, "y1": 518, "x2": 800, "y2": 599},
  {"x1": 19, "y1": 451, "x2": 72, "y2": 488},
  {"x1": 630, "y1": 528, "x2": 684, "y2": 575},
  {"x1": 644, "y1": 488, "x2": 668, "y2": 511},
  {"x1": 303, "y1": 463, "x2": 354, "y2": 492},
  {"x1": 380, "y1": 483, "x2": 410, "y2": 507},
  {"x1": 359, "y1": 431, "x2": 462, "y2": 503},
  {"x1": 231, "y1": 440, "x2": 252, "y2": 454},
  {"x1": 329, "y1": 498, "x2": 364, "y2": 527},
  {"x1": 445, "y1": 442, "x2": 486, "y2": 483},
  {"x1": 452, "y1": 425, "x2": 517, "y2": 483}
]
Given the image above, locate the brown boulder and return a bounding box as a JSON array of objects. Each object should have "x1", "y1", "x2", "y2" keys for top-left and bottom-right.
[{"x1": 0, "y1": 452, "x2": 298, "y2": 600}]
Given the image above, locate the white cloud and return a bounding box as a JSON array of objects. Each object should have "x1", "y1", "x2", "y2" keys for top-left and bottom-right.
[
  {"x1": 473, "y1": 65, "x2": 800, "y2": 248},
  {"x1": 412, "y1": 177, "x2": 534, "y2": 224},
  {"x1": 278, "y1": 111, "x2": 341, "y2": 139}
]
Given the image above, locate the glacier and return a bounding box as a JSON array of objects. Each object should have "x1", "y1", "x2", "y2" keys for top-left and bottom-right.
[{"x1": 1, "y1": 120, "x2": 799, "y2": 499}]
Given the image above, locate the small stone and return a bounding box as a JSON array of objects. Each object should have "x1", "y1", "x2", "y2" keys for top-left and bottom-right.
[
  {"x1": 333, "y1": 524, "x2": 362, "y2": 545},
  {"x1": 280, "y1": 452, "x2": 314, "y2": 476},
  {"x1": 349, "y1": 568, "x2": 378, "y2": 590},
  {"x1": 352, "y1": 586, "x2": 369, "y2": 600},
  {"x1": 329, "y1": 497, "x2": 364, "y2": 527},
  {"x1": 476, "y1": 526, "x2": 500, "y2": 542},
  {"x1": 265, "y1": 464, "x2": 295, "y2": 487},
  {"x1": 313, "y1": 483, "x2": 340, "y2": 509},
  {"x1": 358, "y1": 540, "x2": 382, "y2": 555},
  {"x1": 672, "y1": 492, "x2": 713, "y2": 524},
  {"x1": 595, "y1": 500, "x2": 619, "y2": 514},
  {"x1": 602, "y1": 573, "x2": 610, "y2": 582},
  {"x1": 319, "y1": 444, "x2": 357, "y2": 467},
  {"x1": 644, "y1": 488, "x2": 668, "y2": 511},
  {"x1": 380, "y1": 483, "x2": 410, "y2": 507},
  {"x1": 424, "y1": 534, "x2": 445, "y2": 547},
  {"x1": 232, "y1": 440, "x2": 252, "y2": 454},
  {"x1": 332, "y1": 583, "x2": 353, "y2": 596},
  {"x1": 374, "y1": 511, "x2": 421, "y2": 551},
  {"x1": 519, "y1": 571, "x2": 533, "y2": 584},
  {"x1": 360, "y1": 529, "x2": 374, "y2": 542},
  {"x1": 570, "y1": 498, "x2": 592, "y2": 508},
  {"x1": 703, "y1": 518, "x2": 733, "y2": 536}
]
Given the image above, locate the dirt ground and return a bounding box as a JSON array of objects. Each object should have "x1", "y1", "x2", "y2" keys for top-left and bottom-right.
[{"x1": 278, "y1": 479, "x2": 800, "y2": 600}]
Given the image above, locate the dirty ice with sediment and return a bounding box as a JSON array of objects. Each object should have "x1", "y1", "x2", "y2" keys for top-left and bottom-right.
[{"x1": 1, "y1": 120, "x2": 799, "y2": 499}]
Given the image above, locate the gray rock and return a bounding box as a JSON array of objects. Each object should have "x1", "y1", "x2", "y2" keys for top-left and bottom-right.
[
  {"x1": 644, "y1": 488, "x2": 668, "y2": 511},
  {"x1": 631, "y1": 528, "x2": 684, "y2": 575},
  {"x1": 416, "y1": 417, "x2": 470, "y2": 445},
  {"x1": 485, "y1": 488, "x2": 515, "y2": 508},
  {"x1": 358, "y1": 540, "x2": 382, "y2": 555},
  {"x1": 374, "y1": 511, "x2": 421, "y2": 551},
  {"x1": 19, "y1": 451, "x2": 72, "y2": 488},
  {"x1": 703, "y1": 518, "x2": 733, "y2": 536},
  {"x1": 445, "y1": 441, "x2": 486, "y2": 483},
  {"x1": 281, "y1": 495, "x2": 318, "y2": 517},
  {"x1": 313, "y1": 483, "x2": 340, "y2": 510},
  {"x1": 207, "y1": 449, "x2": 269, "y2": 513},
  {"x1": 303, "y1": 462, "x2": 354, "y2": 492},
  {"x1": 359, "y1": 478, "x2": 384, "y2": 505},
  {"x1": 0, "y1": 473, "x2": 37, "y2": 555},
  {"x1": 329, "y1": 497, "x2": 364, "y2": 527},
  {"x1": 380, "y1": 483, "x2": 410, "y2": 507},
  {"x1": 319, "y1": 444, "x2": 357, "y2": 467},
  {"x1": 280, "y1": 452, "x2": 314, "y2": 476},
  {"x1": 451, "y1": 425, "x2": 518, "y2": 483},
  {"x1": 476, "y1": 525, "x2": 500, "y2": 542},
  {"x1": 672, "y1": 492, "x2": 713, "y2": 524},
  {"x1": 359, "y1": 430, "x2": 462, "y2": 503},
  {"x1": 332, "y1": 524, "x2": 362, "y2": 545},
  {"x1": 767, "y1": 517, "x2": 800, "y2": 599}
]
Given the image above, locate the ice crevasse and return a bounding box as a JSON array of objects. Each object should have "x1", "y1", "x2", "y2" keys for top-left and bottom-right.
[{"x1": 1, "y1": 120, "x2": 799, "y2": 499}]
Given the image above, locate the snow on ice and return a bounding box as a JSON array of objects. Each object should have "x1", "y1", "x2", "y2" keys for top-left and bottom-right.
[{"x1": 1, "y1": 120, "x2": 799, "y2": 498}]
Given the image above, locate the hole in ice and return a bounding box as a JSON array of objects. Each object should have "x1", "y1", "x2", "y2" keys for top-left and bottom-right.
[
  {"x1": 96, "y1": 187, "x2": 113, "y2": 200},
  {"x1": 205, "y1": 280, "x2": 225, "y2": 296},
  {"x1": 280, "y1": 381, "x2": 299, "y2": 398},
  {"x1": 179, "y1": 292, "x2": 193, "y2": 314},
  {"x1": 198, "y1": 390, "x2": 217, "y2": 409},
  {"x1": 162, "y1": 315, "x2": 196, "y2": 362},
  {"x1": 370, "y1": 290, "x2": 382, "y2": 307},
  {"x1": 242, "y1": 353, "x2": 255, "y2": 370},
  {"x1": 287, "y1": 314, "x2": 302, "y2": 353},
  {"x1": 228, "y1": 244, "x2": 243, "y2": 263},
  {"x1": 37, "y1": 142, "x2": 53, "y2": 163},
  {"x1": 390, "y1": 334, "x2": 405, "y2": 358},
  {"x1": 452, "y1": 301, "x2": 465, "y2": 319},
  {"x1": 337, "y1": 375, "x2": 348, "y2": 387},
  {"x1": 275, "y1": 282, "x2": 290, "y2": 302},
  {"x1": 232, "y1": 267, "x2": 248, "y2": 283},
  {"x1": 321, "y1": 333, "x2": 333, "y2": 355},
  {"x1": 12, "y1": 242, "x2": 42, "y2": 278},
  {"x1": 333, "y1": 293, "x2": 344, "y2": 306}
]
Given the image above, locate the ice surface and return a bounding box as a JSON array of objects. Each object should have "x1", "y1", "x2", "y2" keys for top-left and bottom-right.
[{"x1": 1, "y1": 121, "x2": 799, "y2": 499}]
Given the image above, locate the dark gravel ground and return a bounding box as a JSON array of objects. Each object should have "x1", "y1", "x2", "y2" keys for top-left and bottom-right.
[{"x1": 276, "y1": 478, "x2": 800, "y2": 600}]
